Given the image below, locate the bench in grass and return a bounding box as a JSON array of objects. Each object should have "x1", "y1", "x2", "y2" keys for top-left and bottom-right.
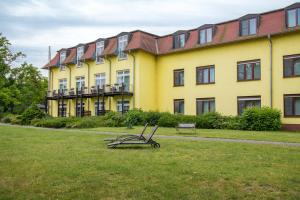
[{"x1": 176, "y1": 123, "x2": 196, "y2": 133}]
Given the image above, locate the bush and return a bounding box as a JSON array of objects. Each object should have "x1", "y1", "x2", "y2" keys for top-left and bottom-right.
[
  {"x1": 158, "y1": 112, "x2": 178, "y2": 127},
  {"x1": 68, "y1": 117, "x2": 105, "y2": 128},
  {"x1": 20, "y1": 105, "x2": 46, "y2": 125},
  {"x1": 143, "y1": 111, "x2": 162, "y2": 126},
  {"x1": 103, "y1": 111, "x2": 125, "y2": 127},
  {"x1": 220, "y1": 116, "x2": 242, "y2": 130},
  {"x1": 124, "y1": 109, "x2": 145, "y2": 128},
  {"x1": 1, "y1": 117, "x2": 11, "y2": 123},
  {"x1": 32, "y1": 117, "x2": 67, "y2": 128},
  {"x1": 240, "y1": 107, "x2": 281, "y2": 131},
  {"x1": 195, "y1": 112, "x2": 223, "y2": 129}
]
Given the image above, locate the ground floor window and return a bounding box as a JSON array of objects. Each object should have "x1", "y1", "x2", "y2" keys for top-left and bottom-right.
[
  {"x1": 284, "y1": 94, "x2": 300, "y2": 117},
  {"x1": 237, "y1": 96, "x2": 261, "y2": 115},
  {"x1": 196, "y1": 98, "x2": 215, "y2": 115},
  {"x1": 117, "y1": 100, "x2": 130, "y2": 113},
  {"x1": 95, "y1": 101, "x2": 105, "y2": 116},
  {"x1": 76, "y1": 102, "x2": 85, "y2": 117},
  {"x1": 58, "y1": 102, "x2": 67, "y2": 117},
  {"x1": 174, "y1": 99, "x2": 184, "y2": 114}
]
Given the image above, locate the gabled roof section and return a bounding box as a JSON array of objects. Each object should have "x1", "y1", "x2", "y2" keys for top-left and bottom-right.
[
  {"x1": 43, "y1": 52, "x2": 59, "y2": 69},
  {"x1": 82, "y1": 43, "x2": 96, "y2": 61},
  {"x1": 63, "y1": 48, "x2": 76, "y2": 65}
]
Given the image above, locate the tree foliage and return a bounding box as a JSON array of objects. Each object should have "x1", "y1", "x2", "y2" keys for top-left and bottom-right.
[{"x1": 0, "y1": 33, "x2": 48, "y2": 114}]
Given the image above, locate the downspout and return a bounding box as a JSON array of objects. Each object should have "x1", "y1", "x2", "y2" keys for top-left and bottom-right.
[
  {"x1": 268, "y1": 34, "x2": 273, "y2": 108},
  {"x1": 129, "y1": 50, "x2": 136, "y2": 109},
  {"x1": 83, "y1": 60, "x2": 91, "y2": 112},
  {"x1": 66, "y1": 65, "x2": 72, "y2": 116},
  {"x1": 105, "y1": 56, "x2": 112, "y2": 111}
]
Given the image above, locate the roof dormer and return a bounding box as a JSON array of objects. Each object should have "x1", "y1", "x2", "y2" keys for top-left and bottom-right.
[
  {"x1": 76, "y1": 44, "x2": 85, "y2": 67},
  {"x1": 116, "y1": 32, "x2": 132, "y2": 60},
  {"x1": 239, "y1": 14, "x2": 260, "y2": 36},
  {"x1": 198, "y1": 24, "x2": 216, "y2": 45},
  {"x1": 173, "y1": 30, "x2": 189, "y2": 49},
  {"x1": 285, "y1": 3, "x2": 300, "y2": 28}
]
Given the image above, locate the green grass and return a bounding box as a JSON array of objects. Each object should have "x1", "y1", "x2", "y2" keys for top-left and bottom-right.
[
  {"x1": 87, "y1": 126, "x2": 300, "y2": 143},
  {"x1": 0, "y1": 126, "x2": 300, "y2": 199}
]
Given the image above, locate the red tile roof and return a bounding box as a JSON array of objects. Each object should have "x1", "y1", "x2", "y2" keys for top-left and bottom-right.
[
  {"x1": 63, "y1": 48, "x2": 76, "y2": 65},
  {"x1": 43, "y1": 3, "x2": 300, "y2": 69}
]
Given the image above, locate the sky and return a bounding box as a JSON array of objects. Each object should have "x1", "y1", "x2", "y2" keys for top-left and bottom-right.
[{"x1": 0, "y1": 0, "x2": 296, "y2": 76}]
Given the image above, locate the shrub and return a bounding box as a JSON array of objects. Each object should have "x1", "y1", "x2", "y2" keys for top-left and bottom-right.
[
  {"x1": 32, "y1": 117, "x2": 67, "y2": 128},
  {"x1": 20, "y1": 105, "x2": 46, "y2": 125},
  {"x1": 143, "y1": 111, "x2": 162, "y2": 126},
  {"x1": 195, "y1": 112, "x2": 223, "y2": 129},
  {"x1": 103, "y1": 111, "x2": 125, "y2": 127},
  {"x1": 1, "y1": 117, "x2": 11, "y2": 123},
  {"x1": 220, "y1": 116, "x2": 242, "y2": 130},
  {"x1": 240, "y1": 107, "x2": 281, "y2": 131},
  {"x1": 158, "y1": 112, "x2": 178, "y2": 127},
  {"x1": 124, "y1": 109, "x2": 145, "y2": 128},
  {"x1": 68, "y1": 117, "x2": 105, "y2": 128}
]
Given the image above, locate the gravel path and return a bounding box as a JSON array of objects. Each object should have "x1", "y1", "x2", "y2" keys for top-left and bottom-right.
[{"x1": 1, "y1": 123, "x2": 300, "y2": 147}]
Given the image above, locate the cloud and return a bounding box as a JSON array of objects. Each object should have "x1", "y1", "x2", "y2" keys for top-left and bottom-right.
[{"x1": 0, "y1": 0, "x2": 296, "y2": 76}]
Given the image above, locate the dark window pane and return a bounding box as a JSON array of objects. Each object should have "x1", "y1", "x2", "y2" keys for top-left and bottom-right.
[
  {"x1": 254, "y1": 63, "x2": 261, "y2": 79},
  {"x1": 174, "y1": 70, "x2": 184, "y2": 86},
  {"x1": 179, "y1": 34, "x2": 185, "y2": 48},
  {"x1": 207, "y1": 28, "x2": 212, "y2": 42},
  {"x1": 210, "y1": 100, "x2": 215, "y2": 112},
  {"x1": 203, "y1": 68, "x2": 209, "y2": 83},
  {"x1": 298, "y1": 8, "x2": 300, "y2": 25},
  {"x1": 174, "y1": 100, "x2": 184, "y2": 114},
  {"x1": 294, "y1": 59, "x2": 300, "y2": 75},
  {"x1": 238, "y1": 101, "x2": 245, "y2": 115},
  {"x1": 200, "y1": 30, "x2": 206, "y2": 44},
  {"x1": 295, "y1": 98, "x2": 300, "y2": 115},
  {"x1": 241, "y1": 20, "x2": 249, "y2": 36},
  {"x1": 238, "y1": 64, "x2": 245, "y2": 80},
  {"x1": 196, "y1": 101, "x2": 203, "y2": 115},
  {"x1": 284, "y1": 59, "x2": 294, "y2": 76},
  {"x1": 288, "y1": 9, "x2": 297, "y2": 27},
  {"x1": 238, "y1": 99, "x2": 261, "y2": 115},
  {"x1": 284, "y1": 97, "x2": 293, "y2": 116},
  {"x1": 203, "y1": 101, "x2": 209, "y2": 113},
  {"x1": 249, "y1": 18, "x2": 257, "y2": 34},
  {"x1": 197, "y1": 69, "x2": 203, "y2": 83}
]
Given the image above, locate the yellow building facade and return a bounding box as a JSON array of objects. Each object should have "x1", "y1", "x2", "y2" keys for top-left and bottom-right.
[{"x1": 45, "y1": 4, "x2": 300, "y2": 129}]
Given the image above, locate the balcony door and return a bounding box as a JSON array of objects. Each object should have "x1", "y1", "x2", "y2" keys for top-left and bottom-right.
[
  {"x1": 117, "y1": 70, "x2": 130, "y2": 91},
  {"x1": 59, "y1": 79, "x2": 67, "y2": 94},
  {"x1": 76, "y1": 76, "x2": 85, "y2": 91}
]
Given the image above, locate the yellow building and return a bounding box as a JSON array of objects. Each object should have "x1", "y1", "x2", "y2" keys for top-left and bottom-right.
[{"x1": 44, "y1": 3, "x2": 300, "y2": 130}]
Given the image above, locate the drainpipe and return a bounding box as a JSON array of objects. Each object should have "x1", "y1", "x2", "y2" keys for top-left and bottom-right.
[
  {"x1": 105, "y1": 56, "x2": 112, "y2": 111},
  {"x1": 66, "y1": 65, "x2": 72, "y2": 117},
  {"x1": 268, "y1": 34, "x2": 273, "y2": 108},
  {"x1": 83, "y1": 60, "x2": 91, "y2": 112},
  {"x1": 128, "y1": 50, "x2": 136, "y2": 109}
]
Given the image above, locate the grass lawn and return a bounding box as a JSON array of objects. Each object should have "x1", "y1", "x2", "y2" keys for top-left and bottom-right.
[
  {"x1": 0, "y1": 125, "x2": 300, "y2": 199},
  {"x1": 87, "y1": 126, "x2": 300, "y2": 143}
]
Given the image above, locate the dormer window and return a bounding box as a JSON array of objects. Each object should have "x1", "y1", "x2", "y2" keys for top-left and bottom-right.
[
  {"x1": 59, "y1": 51, "x2": 66, "y2": 71},
  {"x1": 173, "y1": 32, "x2": 187, "y2": 49},
  {"x1": 199, "y1": 28, "x2": 213, "y2": 44},
  {"x1": 240, "y1": 18, "x2": 257, "y2": 36},
  {"x1": 118, "y1": 35, "x2": 128, "y2": 60},
  {"x1": 287, "y1": 8, "x2": 300, "y2": 27},
  {"x1": 96, "y1": 41, "x2": 105, "y2": 64},
  {"x1": 77, "y1": 46, "x2": 84, "y2": 67}
]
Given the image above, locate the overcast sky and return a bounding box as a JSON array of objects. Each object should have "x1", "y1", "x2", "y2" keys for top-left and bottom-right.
[{"x1": 0, "y1": 0, "x2": 296, "y2": 76}]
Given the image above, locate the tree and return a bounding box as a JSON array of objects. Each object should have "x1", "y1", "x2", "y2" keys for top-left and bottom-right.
[{"x1": 0, "y1": 33, "x2": 48, "y2": 114}]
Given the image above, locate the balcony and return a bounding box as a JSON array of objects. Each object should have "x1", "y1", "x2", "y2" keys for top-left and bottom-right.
[{"x1": 47, "y1": 83, "x2": 133, "y2": 100}]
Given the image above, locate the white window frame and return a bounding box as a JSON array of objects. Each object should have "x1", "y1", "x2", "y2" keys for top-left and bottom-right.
[
  {"x1": 76, "y1": 46, "x2": 84, "y2": 67},
  {"x1": 59, "y1": 79, "x2": 67, "y2": 91},
  {"x1": 200, "y1": 28, "x2": 213, "y2": 44},
  {"x1": 179, "y1": 34, "x2": 185, "y2": 48},
  {"x1": 76, "y1": 76, "x2": 85, "y2": 90},
  {"x1": 118, "y1": 35, "x2": 128, "y2": 60},
  {"x1": 59, "y1": 51, "x2": 66, "y2": 71},
  {"x1": 117, "y1": 70, "x2": 130, "y2": 91},
  {"x1": 117, "y1": 100, "x2": 130, "y2": 112},
  {"x1": 95, "y1": 73, "x2": 106, "y2": 89},
  {"x1": 96, "y1": 41, "x2": 105, "y2": 64}
]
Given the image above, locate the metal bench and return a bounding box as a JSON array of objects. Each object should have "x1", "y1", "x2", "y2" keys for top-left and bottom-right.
[{"x1": 176, "y1": 123, "x2": 196, "y2": 133}]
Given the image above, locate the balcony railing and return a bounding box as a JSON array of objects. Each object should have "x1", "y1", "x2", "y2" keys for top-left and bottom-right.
[{"x1": 47, "y1": 83, "x2": 133, "y2": 99}]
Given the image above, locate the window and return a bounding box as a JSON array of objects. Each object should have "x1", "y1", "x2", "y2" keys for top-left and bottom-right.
[
  {"x1": 196, "y1": 65, "x2": 215, "y2": 84},
  {"x1": 76, "y1": 76, "x2": 85, "y2": 91},
  {"x1": 237, "y1": 96, "x2": 261, "y2": 115},
  {"x1": 117, "y1": 100, "x2": 130, "y2": 113},
  {"x1": 76, "y1": 102, "x2": 85, "y2": 117},
  {"x1": 95, "y1": 73, "x2": 106, "y2": 88},
  {"x1": 173, "y1": 69, "x2": 184, "y2": 86},
  {"x1": 174, "y1": 33, "x2": 186, "y2": 49},
  {"x1": 58, "y1": 79, "x2": 67, "y2": 93},
  {"x1": 174, "y1": 99, "x2": 184, "y2": 114},
  {"x1": 117, "y1": 70, "x2": 130, "y2": 91},
  {"x1": 118, "y1": 35, "x2": 128, "y2": 59},
  {"x1": 96, "y1": 41, "x2": 105, "y2": 64},
  {"x1": 284, "y1": 95, "x2": 300, "y2": 117},
  {"x1": 199, "y1": 28, "x2": 213, "y2": 44},
  {"x1": 237, "y1": 60, "x2": 261, "y2": 81},
  {"x1": 58, "y1": 102, "x2": 67, "y2": 117},
  {"x1": 95, "y1": 101, "x2": 105, "y2": 116},
  {"x1": 77, "y1": 46, "x2": 84, "y2": 67},
  {"x1": 240, "y1": 18, "x2": 257, "y2": 36},
  {"x1": 196, "y1": 98, "x2": 215, "y2": 115},
  {"x1": 59, "y1": 51, "x2": 66, "y2": 71},
  {"x1": 283, "y1": 55, "x2": 300, "y2": 77},
  {"x1": 196, "y1": 98, "x2": 216, "y2": 115},
  {"x1": 287, "y1": 8, "x2": 300, "y2": 28}
]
